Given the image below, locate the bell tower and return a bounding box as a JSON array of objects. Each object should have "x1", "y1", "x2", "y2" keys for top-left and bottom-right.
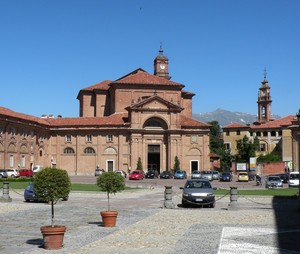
[
  {"x1": 154, "y1": 45, "x2": 171, "y2": 80},
  {"x1": 257, "y1": 68, "x2": 272, "y2": 123}
]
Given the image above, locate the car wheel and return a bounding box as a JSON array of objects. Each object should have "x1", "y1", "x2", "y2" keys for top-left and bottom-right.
[
  {"x1": 209, "y1": 202, "x2": 215, "y2": 208},
  {"x1": 11, "y1": 175, "x2": 15, "y2": 178}
]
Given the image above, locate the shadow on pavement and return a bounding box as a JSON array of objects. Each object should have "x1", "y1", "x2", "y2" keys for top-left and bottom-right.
[
  {"x1": 26, "y1": 238, "x2": 43, "y2": 247},
  {"x1": 273, "y1": 195, "x2": 300, "y2": 253}
]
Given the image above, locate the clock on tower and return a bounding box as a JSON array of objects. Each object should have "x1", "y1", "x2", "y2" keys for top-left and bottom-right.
[{"x1": 153, "y1": 46, "x2": 171, "y2": 80}]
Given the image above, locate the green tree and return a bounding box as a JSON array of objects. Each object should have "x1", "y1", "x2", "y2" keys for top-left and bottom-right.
[
  {"x1": 97, "y1": 171, "x2": 125, "y2": 211},
  {"x1": 33, "y1": 167, "x2": 71, "y2": 227},
  {"x1": 257, "y1": 153, "x2": 281, "y2": 163},
  {"x1": 208, "y1": 121, "x2": 223, "y2": 154},
  {"x1": 173, "y1": 156, "x2": 180, "y2": 171},
  {"x1": 208, "y1": 121, "x2": 233, "y2": 170},
  {"x1": 235, "y1": 135, "x2": 259, "y2": 163},
  {"x1": 136, "y1": 157, "x2": 143, "y2": 171}
]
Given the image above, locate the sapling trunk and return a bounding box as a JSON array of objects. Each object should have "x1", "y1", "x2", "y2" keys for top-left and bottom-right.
[
  {"x1": 107, "y1": 192, "x2": 110, "y2": 211},
  {"x1": 51, "y1": 200, "x2": 54, "y2": 227}
]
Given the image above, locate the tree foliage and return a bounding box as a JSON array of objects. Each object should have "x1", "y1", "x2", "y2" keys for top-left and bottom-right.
[
  {"x1": 208, "y1": 121, "x2": 233, "y2": 170},
  {"x1": 97, "y1": 171, "x2": 125, "y2": 211},
  {"x1": 33, "y1": 167, "x2": 71, "y2": 227},
  {"x1": 208, "y1": 121, "x2": 223, "y2": 154},
  {"x1": 257, "y1": 153, "x2": 281, "y2": 163},
  {"x1": 173, "y1": 156, "x2": 180, "y2": 171},
  {"x1": 136, "y1": 157, "x2": 143, "y2": 171},
  {"x1": 235, "y1": 135, "x2": 259, "y2": 163}
]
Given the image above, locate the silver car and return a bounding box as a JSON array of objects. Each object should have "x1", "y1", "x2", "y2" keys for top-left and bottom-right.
[
  {"x1": 201, "y1": 171, "x2": 213, "y2": 181},
  {"x1": 180, "y1": 179, "x2": 215, "y2": 208},
  {"x1": 265, "y1": 176, "x2": 283, "y2": 188},
  {"x1": 191, "y1": 171, "x2": 201, "y2": 179}
]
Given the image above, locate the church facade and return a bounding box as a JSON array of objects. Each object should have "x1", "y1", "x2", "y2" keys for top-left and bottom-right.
[{"x1": 0, "y1": 48, "x2": 211, "y2": 175}]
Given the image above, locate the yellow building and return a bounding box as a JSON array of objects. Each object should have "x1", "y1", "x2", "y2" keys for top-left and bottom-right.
[{"x1": 223, "y1": 76, "x2": 294, "y2": 166}]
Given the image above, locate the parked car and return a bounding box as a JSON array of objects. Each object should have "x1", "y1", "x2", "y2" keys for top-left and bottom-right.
[
  {"x1": 19, "y1": 169, "x2": 34, "y2": 178},
  {"x1": 129, "y1": 170, "x2": 144, "y2": 180},
  {"x1": 6, "y1": 169, "x2": 19, "y2": 178},
  {"x1": 145, "y1": 170, "x2": 159, "y2": 179},
  {"x1": 24, "y1": 182, "x2": 68, "y2": 202},
  {"x1": 191, "y1": 171, "x2": 201, "y2": 179},
  {"x1": 212, "y1": 171, "x2": 220, "y2": 180},
  {"x1": 200, "y1": 171, "x2": 213, "y2": 181},
  {"x1": 265, "y1": 175, "x2": 283, "y2": 189},
  {"x1": 219, "y1": 172, "x2": 232, "y2": 182},
  {"x1": 32, "y1": 165, "x2": 43, "y2": 173},
  {"x1": 272, "y1": 173, "x2": 289, "y2": 184},
  {"x1": 159, "y1": 170, "x2": 173, "y2": 179},
  {"x1": 174, "y1": 170, "x2": 187, "y2": 179},
  {"x1": 115, "y1": 170, "x2": 127, "y2": 178},
  {"x1": 95, "y1": 168, "x2": 105, "y2": 176},
  {"x1": 289, "y1": 172, "x2": 299, "y2": 187},
  {"x1": 180, "y1": 179, "x2": 215, "y2": 208},
  {"x1": 0, "y1": 169, "x2": 8, "y2": 178},
  {"x1": 238, "y1": 172, "x2": 249, "y2": 182}
]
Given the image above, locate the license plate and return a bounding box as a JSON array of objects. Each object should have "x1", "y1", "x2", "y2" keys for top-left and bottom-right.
[{"x1": 195, "y1": 198, "x2": 203, "y2": 202}]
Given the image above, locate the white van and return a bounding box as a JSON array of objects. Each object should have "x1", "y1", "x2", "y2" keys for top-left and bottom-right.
[
  {"x1": 288, "y1": 172, "x2": 299, "y2": 187},
  {"x1": 32, "y1": 165, "x2": 44, "y2": 173}
]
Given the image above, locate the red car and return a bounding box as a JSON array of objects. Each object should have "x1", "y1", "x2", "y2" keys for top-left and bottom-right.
[
  {"x1": 129, "y1": 170, "x2": 144, "y2": 180},
  {"x1": 19, "y1": 169, "x2": 34, "y2": 177}
]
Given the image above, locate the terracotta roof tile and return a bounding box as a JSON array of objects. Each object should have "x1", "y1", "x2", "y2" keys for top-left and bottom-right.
[
  {"x1": 81, "y1": 80, "x2": 112, "y2": 91},
  {"x1": 113, "y1": 69, "x2": 184, "y2": 87},
  {"x1": 181, "y1": 115, "x2": 211, "y2": 128},
  {"x1": 45, "y1": 112, "x2": 129, "y2": 127},
  {"x1": 0, "y1": 106, "x2": 50, "y2": 125},
  {"x1": 251, "y1": 115, "x2": 294, "y2": 129},
  {"x1": 223, "y1": 122, "x2": 248, "y2": 129}
]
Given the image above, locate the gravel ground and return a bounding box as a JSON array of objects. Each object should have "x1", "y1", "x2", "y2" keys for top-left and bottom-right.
[{"x1": 0, "y1": 187, "x2": 300, "y2": 254}]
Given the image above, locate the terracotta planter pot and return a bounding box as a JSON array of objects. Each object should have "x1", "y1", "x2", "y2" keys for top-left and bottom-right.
[
  {"x1": 100, "y1": 211, "x2": 118, "y2": 227},
  {"x1": 40, "y1": 225, "x2": 66, "y2": 250}
]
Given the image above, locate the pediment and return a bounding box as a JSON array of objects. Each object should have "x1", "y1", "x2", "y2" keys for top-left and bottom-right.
[{"x1": 126, "y1": 95, "x2": 182, "y2": 113}]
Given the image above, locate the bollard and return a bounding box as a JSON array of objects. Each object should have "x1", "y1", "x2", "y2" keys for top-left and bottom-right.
[
  {"x1": 164, "y1": 186, "x2": 175, "y2": 209},
  {"x1": 228, "y1": 186, "x2": 238, "y2": 210},
  {"x1": 0, "y1": 181, "x2": 12, "y2": 202}
]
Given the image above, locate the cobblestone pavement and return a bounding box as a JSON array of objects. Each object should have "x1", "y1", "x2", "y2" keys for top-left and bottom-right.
[{"x1": 0, "y1": 186, "x2": 300, "y2": 254}]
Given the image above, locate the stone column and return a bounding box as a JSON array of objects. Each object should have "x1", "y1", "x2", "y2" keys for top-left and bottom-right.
[
  {"x1": 228, "y1": 186, "x2": 238, "y2": 210},
  {"x1": 0, "y1": 181, "x2": 12, "y2": 202},
  {"x1": 164, "y1": 186, "x2": 175, "y2": 209}
]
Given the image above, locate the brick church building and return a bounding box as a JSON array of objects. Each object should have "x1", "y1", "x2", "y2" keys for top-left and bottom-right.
[{"x1": 0, "y1": 48, "x2": 211, "y2": 175}]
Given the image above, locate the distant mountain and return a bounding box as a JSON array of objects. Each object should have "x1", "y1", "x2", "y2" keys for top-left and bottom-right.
[{"x1": 193, "y1": 108, "x2": 280, "y2": 127}]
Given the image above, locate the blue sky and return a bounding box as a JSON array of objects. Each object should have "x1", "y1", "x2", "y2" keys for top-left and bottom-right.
[{"x1": 1, "y1": 0, "x2": 299, "y2": 118}]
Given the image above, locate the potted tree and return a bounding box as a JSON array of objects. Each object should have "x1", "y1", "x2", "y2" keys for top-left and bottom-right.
[
  {"x1": 97, "y1": 171, "x2": 125, "y2": 227},
  {"x1": 33, "y1": 167, "x2": 71, "y2": 250}
]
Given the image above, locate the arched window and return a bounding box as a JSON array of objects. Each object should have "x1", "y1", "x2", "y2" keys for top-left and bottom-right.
[
  {"x1": 144, "y1": 117, "x2": 167, "y2": 129},
  {"x1": 64, "y1": 147, "x2": 75, "y2": 154},
  {"x1": 84, "y1": 147, "x2": 95, "y2": 154}
]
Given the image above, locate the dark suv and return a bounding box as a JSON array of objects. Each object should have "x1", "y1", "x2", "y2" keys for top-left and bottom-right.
[{"x1": 0, "y1": 169, "x2": 8, "y2": 178}]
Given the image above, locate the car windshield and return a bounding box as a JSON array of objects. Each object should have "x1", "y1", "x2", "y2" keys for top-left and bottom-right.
[
  {"x1": 185, "y1": 181, "x2": 211, "y2": 189},
  {"x1": 268, "y1": 177, "x2": 280, "y2": 181},
  {"x1": 290, "y1": 174, "x2": 299, "y2": 180},
  {"x1": 132, "y1": 171, "x2": 140, "y2": 174}
]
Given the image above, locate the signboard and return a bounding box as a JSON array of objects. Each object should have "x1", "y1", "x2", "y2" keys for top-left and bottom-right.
[
  {"x1": 249, "y1": 157, "x2": 256, "y2": 171},
  {"x1": 236, "y1": 163, "x2": 247, "y2": 171}
]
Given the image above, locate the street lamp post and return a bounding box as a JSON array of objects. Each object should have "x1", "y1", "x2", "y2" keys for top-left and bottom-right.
[{"x1": 296, "y1": 109, "x2": 300, "y2": 201}]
